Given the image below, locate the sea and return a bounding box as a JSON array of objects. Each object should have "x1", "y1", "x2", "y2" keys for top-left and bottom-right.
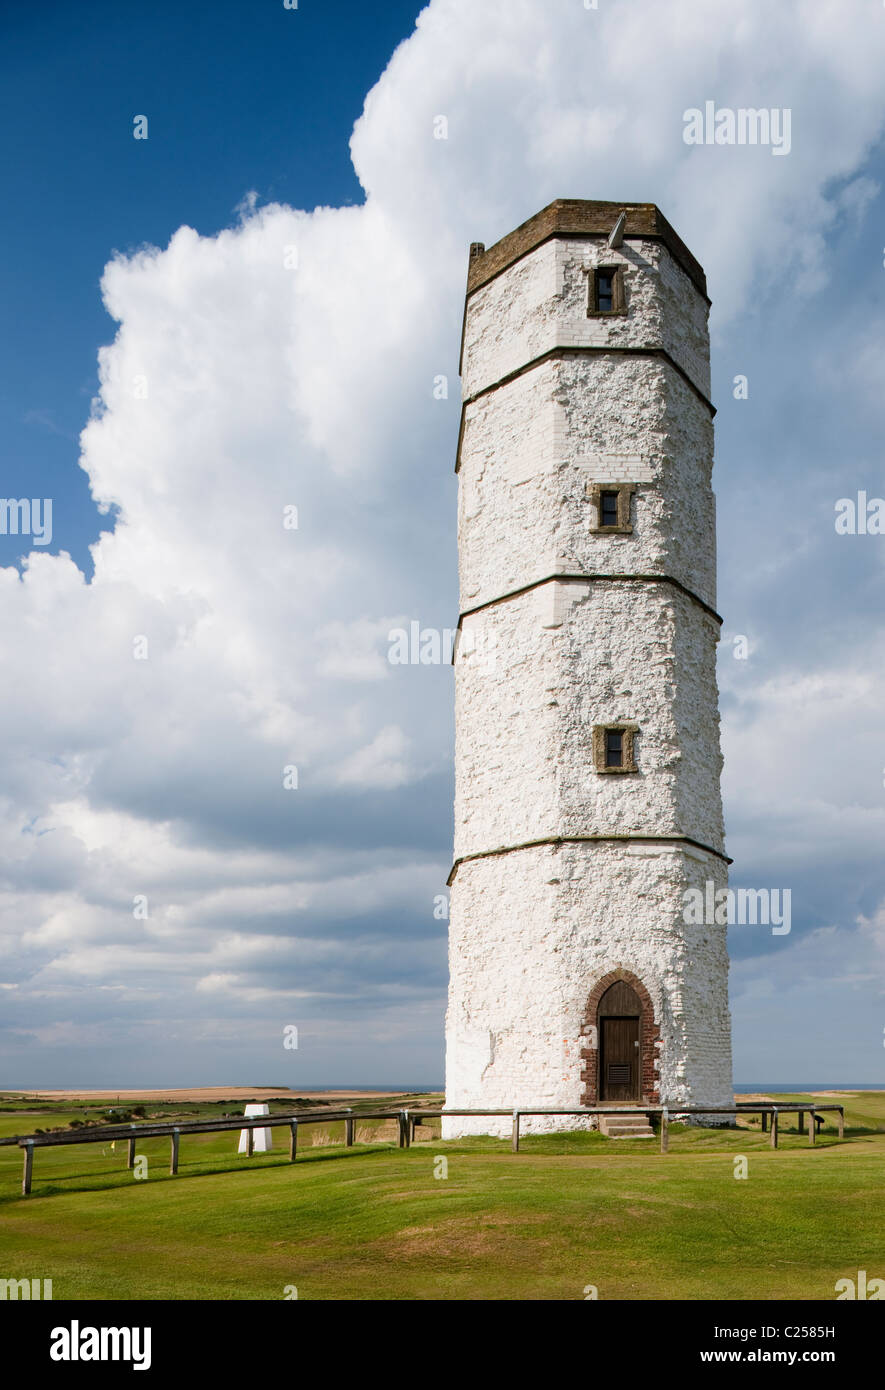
[{"x1": 734, "y1": 1083, "x2": 882, "y2": 1092}]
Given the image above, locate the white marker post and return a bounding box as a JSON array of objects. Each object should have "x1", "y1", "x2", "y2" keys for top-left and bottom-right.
[{"x1": 238, "y1": 1103, "x2": 273, "y2": 1154}]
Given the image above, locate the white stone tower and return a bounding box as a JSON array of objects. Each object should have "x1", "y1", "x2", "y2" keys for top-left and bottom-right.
[{"x1": 443, "y1": 201, "x2": 732, "y2": 1136}]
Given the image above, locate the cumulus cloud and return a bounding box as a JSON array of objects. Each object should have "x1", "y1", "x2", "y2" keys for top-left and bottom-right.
[{"x1": 3, "y1": 0, "x2": 885, "y2": 1085}]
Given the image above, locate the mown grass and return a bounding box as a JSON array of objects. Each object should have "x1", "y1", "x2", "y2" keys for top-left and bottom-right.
[{"x1": 0, "y1": 1092, "x2": 881, "y2": 1300}]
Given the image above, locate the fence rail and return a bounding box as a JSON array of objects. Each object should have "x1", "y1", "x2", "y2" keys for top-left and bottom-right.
[
  {"x1": 412, "y1": 1104, "x2": 845, "y2": 1152},
  {"x1": 6, "y1": 1102, "x2": 845, "y2": 1196}
]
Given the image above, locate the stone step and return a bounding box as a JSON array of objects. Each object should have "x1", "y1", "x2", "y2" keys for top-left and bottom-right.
[
  {"x1": 604, "y1": 1123, "x2": 654, "y2": 1130},
  {"x1": 599, "y1": 1115, "x2": 656, "y2": 1139}
]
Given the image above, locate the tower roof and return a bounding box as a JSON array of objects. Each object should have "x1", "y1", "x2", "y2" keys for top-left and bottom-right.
[{"x1": 466, "y1": 199, "x2": 708, "y2": 302}]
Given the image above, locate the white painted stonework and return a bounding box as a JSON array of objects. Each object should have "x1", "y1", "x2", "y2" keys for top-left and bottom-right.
[
  {"x1": 238, "y1": 1103, "x2": 273, "y2": 1152},
  {"x1": 444, "y1": 205, "x2": 733, "y2": 1137}
]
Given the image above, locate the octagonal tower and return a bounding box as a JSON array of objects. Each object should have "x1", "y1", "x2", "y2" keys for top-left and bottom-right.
[{"x1": 443, "y1": 201, "x2": 733, "y2": 1136}]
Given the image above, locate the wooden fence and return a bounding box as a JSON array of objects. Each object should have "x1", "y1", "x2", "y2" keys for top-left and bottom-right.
[
  {"x1": 4, "y1": 1101, "x2": 845, "y2": 1196},
  {"x1": 417, "y1": 1103, "x2": 845, "y2": 1153}
]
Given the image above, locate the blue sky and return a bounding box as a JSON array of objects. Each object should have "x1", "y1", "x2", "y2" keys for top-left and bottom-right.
[
  {"x1": 1, "y1": 0, "x2": 884, "y2": 1090},
  {"x1": 0, "y1": 0, "x2": 423, "y2": 572}
]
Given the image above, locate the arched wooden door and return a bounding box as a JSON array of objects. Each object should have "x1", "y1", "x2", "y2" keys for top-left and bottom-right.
[{"x1": 598, "y1": 980, "x2": 641, "y2": 1102}]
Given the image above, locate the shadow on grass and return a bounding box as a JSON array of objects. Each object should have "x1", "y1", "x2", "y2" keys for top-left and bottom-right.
[
  {"x1": 0, "y1": 1140, "x2": 410, "y2": 1204},
  {"x1": 2, "y1": 1121, "x2": 865, "y2": 1205}
]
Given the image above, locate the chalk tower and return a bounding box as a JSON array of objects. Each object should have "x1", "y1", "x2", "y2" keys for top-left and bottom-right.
[{"x1": 443, "y1": 201, "x2": 732, "y2": 1136}]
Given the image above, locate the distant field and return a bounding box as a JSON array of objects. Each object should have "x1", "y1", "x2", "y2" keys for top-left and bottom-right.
[
  {"x1": 11, "y1": 1086, "x2": 410, "y2": 1103},
  {"x1": 0, "y1": 1091, "x2": 882, "y2": 1301}
]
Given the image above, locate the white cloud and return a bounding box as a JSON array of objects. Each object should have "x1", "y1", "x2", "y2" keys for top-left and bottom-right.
[{"x1": 332, "y1": 725, "x2": 415, "y2": 790}]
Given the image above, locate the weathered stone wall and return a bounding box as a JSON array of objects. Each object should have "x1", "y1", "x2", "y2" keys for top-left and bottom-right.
[
  {"x1": 443, "y1": 842, "x2": 731, "y2": 1137},
  {"x1": 454, "y1": 582, "x2": 723, "y2": 857},
  {"x1": 458, "y1": 262, "x2": 717, "y2": 611},
  {"x1": 461, "y1": 235, "x2": 711, "y2": 402}
]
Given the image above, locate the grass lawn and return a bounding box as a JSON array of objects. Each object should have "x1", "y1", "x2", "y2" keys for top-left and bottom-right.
[{"x1": 0, "y1": 1092, "x2": 882, "y2": 1300}]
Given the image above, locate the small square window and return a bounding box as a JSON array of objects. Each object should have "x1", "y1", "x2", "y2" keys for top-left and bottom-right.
[
  {"x1": 588, "y1": 483, "x2": 636, "y2": 534},
  {"x1": 599, "y1": 490, "x2": 620, "y2": 527},
  {"x1": 587, "y1": 264, "x2": 626, "y2": 316},
  {"x1": 593, "y1": 723, "x2": 639, "y2": 774},
  {"x1": 605, "y1": 729, "x2": 623, "y2": 767}
]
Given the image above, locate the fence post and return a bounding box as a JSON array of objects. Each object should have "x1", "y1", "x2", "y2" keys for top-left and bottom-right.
[
  {"x1": 170, "y1": 1127, "x2": 180, "y2": 1174},
  {"x1": 398, "y1": 1111, "x2": 407, "y2": 1148},
  {"x1": 837, "y1": 1108, "x2": 844, "y2": 1139},
  {"x1": 289, "y1": 1120, "x2": 298, "y2": 1161},
  {"x1": 511, "y1": 1110, "x2": 520, "y2": 1153},
  {"x1": 797, "y1": 1110, "x2": 804, "y2": 1134},
  {"x1": 809, "y1": 1109, "x2": 816, "y2": 1146},
  {"x1": 127, "y1": 1127, "x2": 136, "y2": 1169},
  {"x1": 660, "y1": 1107, "x2": 669, "y2": 1154},
  {"x1": 246, "y1": 1124, "x2": 254, "y2": 1158},
  {"x1": 761, "y1": 1110, "x2": 767, "y2": 1132},
  {"x1": 345, "y1": 1111, "x2": 354, "y2": 1147},
  {"x1": 770, "y1": 1108, "x2": 778, "y2": 1150},
  {"x1": 22, "y1": 1140, "x2": 34, "y2": 1196}
]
